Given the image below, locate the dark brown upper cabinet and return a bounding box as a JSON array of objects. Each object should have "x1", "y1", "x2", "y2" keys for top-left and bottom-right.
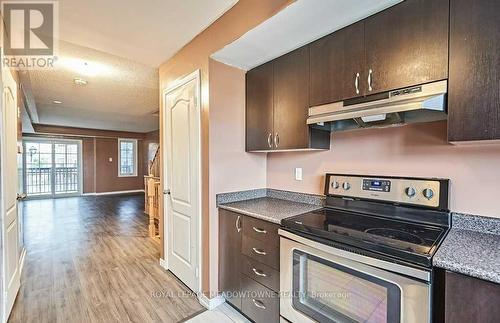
[
  {"x1": 310, "y1": 21, "x2": 365, "y2": 106},
  {"x1": 309, "y1": 0, "x2": 449, "y2": 107},
  {"x1": 364, "y1": 0, "x2": 449, "y2": 94},
  {"x1": 448, "y1": 0, "x2": 500, "y2": 142},
  {"x1": 246, "y1": 62, "x2": 274, "y2": 151},
  {"x1": 246, "y1": 47, "x2": 330, "y2": 152},
  {"x1": 273, "y1": 47, "x2": 311, "y2": 150}
]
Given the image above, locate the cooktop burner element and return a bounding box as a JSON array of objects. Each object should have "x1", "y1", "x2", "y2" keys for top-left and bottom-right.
[
  {"x1": 281, "y1": 174, "x2": 451, "y2": 268},
  {"x1": 364, "y1": 228, "x2": 425, "y2": 245}
]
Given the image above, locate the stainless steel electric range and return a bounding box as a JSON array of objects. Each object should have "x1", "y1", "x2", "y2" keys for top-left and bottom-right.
[{"x1": 279, "y1": 174, "x2": 450, "y2": 323}]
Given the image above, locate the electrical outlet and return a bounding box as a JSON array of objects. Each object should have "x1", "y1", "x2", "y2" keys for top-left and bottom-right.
[{"x1": 295, "y1": 167, "x2": 303, "y2": 181}]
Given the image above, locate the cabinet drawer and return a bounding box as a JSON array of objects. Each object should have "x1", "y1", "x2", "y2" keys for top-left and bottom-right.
[
  {"x1": 241, "y1": 275, "x2": 279, "y2": 323},
  {"x1": 242, "y1": 216, "x2": 280, "y2": 246},
  {"x1": 241, "y1": 255, "x2": 279, "y2": 292},
  {"x1": 242, "y1": 235, "x2": 280, "y2": 270}
]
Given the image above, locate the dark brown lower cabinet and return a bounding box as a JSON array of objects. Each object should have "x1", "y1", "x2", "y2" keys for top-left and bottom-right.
[
  {"x1": 219, "y1": 210, "x2": 280, "y2": 322},
  {"x1": 241, "y1": 275, "x2": 279, "y2": 323},
  {"x1": 218, "y1": 209, "x2": 242, "y2": 309},
  {"x1": 442, "y1": 270, "x2": 500, "y2": 323}
]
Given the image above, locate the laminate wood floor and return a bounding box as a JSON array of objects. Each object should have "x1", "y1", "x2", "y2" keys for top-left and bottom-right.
[{"x1": 8, "y1": 194, "x2": 204, "y2": 323}]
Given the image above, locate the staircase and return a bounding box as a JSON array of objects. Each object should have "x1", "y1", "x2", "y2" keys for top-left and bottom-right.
[{"x1": 144, "y1": 146, "x2": 160, "y2": 238}]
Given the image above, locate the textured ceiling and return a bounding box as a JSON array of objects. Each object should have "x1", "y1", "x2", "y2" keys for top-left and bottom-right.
[
  {"x1": 212, "y1": 0, "x2": 402, "y2": 70},
  {"x1": 58, "y1": 0, "x2": 239, "y2": 66},
  {"x1": 27, "y1": 0, "x2": 238, "y2": 132},
  {"x1": 29, "y1": 41, "x2": 160, "y2": 132}
]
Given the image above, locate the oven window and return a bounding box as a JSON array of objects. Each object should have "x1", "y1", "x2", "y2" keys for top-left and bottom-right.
[{"x1": 292, "y1": 250, "x2": 401, "y2": 323}]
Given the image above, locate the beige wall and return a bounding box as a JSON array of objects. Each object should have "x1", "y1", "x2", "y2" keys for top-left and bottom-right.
[
  {"x1": 159, "y1": 0, "x2": 292, "y2": 295},
  {"x1": 267, "y1": 121, "x2": 500, "y2": 218},
  {"x1": 209, "y1": 59, "x2": 267, "y2": 292}
]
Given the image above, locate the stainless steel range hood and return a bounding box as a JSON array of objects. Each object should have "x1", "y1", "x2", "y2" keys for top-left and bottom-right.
[{"x1": 307, "y1": 80, "x2": 448, "y2": 132}]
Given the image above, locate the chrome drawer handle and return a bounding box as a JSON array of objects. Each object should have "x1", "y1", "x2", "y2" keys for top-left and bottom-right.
[
  {"x1": 252, "y1": 248, "x2": 267, "y2": 255},
  {"x1": 355, "y1": 72, "x2": 360, "y2": 94},
  {"x1": 252, "y1": 268, "x2": 267, "y2": 277},
  {"x1": 252, "y1": 299, "x2": 266, "y2": 310},
  {"x1": 368, "y1": 69, "x2": 373, "y2": 92},
  {"x1": 235, "y1": 215, "x2": 241, "y2": 233},
  {"x1": 252, "y1": 227, "x2": 267, "y2": 234}
]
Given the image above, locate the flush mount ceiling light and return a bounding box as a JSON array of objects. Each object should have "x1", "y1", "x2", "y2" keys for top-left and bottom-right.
[
  {"x1": 53, "y1": 100, "x2": 62, "y2": 104},
  {"x1": 58, "y1": 57, "x2": 115, "y2": 77},
  {"x1": 73, "y1": 78, "x2": 88, "y2": 86}
]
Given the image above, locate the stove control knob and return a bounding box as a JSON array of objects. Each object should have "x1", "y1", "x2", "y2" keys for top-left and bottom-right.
[
  {"x1": 331, "y1": 181, "x2": 340, "y2": 189},
  {"x1": 342, "y1": 182, "x2": 351, "y2": 190},
  {"x1": 423, "y1": 188, "x2": 434, "y2": 200},
  {"x1": 405, "y1": 187, "x2": 416, "y2": 198}
]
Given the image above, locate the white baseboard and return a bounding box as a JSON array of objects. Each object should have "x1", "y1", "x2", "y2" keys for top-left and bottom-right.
[
  {"x1": 159, "y1": 258, "x2": 168, "y2": 270},
  {"x1": 158, "y1": 258, "x2": 224, "y2": 310},
  {"x1": 82, "y1": 189, "x2": 145, "y2": 196},
  {"x1": 198, "y1": 293, "x2": 225, "y2": 310}
]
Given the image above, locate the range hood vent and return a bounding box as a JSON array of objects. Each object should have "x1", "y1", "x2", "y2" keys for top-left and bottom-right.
[{"x1": 307, "y1": 80, "x2": 448, "y2": 132}]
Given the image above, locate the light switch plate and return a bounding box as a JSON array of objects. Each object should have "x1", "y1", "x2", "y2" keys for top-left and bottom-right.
[{"x1": 295, "y1": 167, "x2": 303, "y2": 181}]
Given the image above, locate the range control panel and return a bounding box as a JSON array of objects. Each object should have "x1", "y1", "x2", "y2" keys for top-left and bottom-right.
[{"x1": 327, "y1": 174, "x2": 448, "y2": 209}]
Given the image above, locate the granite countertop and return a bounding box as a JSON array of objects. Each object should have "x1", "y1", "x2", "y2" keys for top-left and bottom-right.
[
  {"x1": 434, "y1": 213, "x2": 500, "y2": 284},
  {"x1": 218, "y1": 197, "x2": 322, "y2": 224}
]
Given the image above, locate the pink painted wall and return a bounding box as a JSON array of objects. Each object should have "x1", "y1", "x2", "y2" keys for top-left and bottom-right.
[
  {"x1": 267, "y1": 121, "x2": 500, "y2": 218},
  {"x1": 209, "y1": 59, "x2": 267, "y2": 292}
]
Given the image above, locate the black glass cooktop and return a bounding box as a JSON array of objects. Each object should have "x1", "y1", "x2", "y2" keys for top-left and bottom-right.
[{"x1": 282, "y1": 207, "x2": 449, "y2": 267}]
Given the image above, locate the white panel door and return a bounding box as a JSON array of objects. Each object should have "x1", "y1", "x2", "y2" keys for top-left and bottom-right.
[
  {"x1": 163, "y1": 71, "x2": 200, "y2": 292},
  {"x1": 1, "y1": 66, "x2": 20, "y2": 322}
]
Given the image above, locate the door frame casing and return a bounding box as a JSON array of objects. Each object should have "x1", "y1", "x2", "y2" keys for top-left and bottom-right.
[
  {"x1": 22, "y1": 137, "x2": 83, "y2": 199},
  {"x1": 161, "y1": 69, "x2": 202, "y2": 294}
]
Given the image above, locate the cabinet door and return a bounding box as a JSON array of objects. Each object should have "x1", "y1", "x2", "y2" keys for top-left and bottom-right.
[
  {"x1": 218, "y1": 210, "x2": 242, "y2": 309},
  {"x1": 448, "y1": 0, "x2": 500, "y2": 141},
  {"x1": 364, "y1": 0, "x2": 449, "y2": 94},
  {"x1": 273, "y1": 46, "x2": 310, "y2": 150},
  {"x1": 444, "y1": 271, "x2": 500, "y2": 323},
  {"x1": 246, "y1": 62, "x2": 274, "y2": 151},
  {"x1": 310, "y1": 21, "x2": 365, "y2": 106}
]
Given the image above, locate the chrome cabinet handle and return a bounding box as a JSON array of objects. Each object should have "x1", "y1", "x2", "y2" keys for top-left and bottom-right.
[
  {"x1": 236, "y1": 215, "x2": 241, "y2": 233},
  {"x1": 355, "y1": 72, "x2": 360, "y2": 94},
  {"x1": 252, "y1": 299, "x2": 266, "y2": 310},
  {"x1": 252, "y1": 227, "x2": 267, "y2": 234},
  {"x1": 252, "y1": 268, "x2": 267, "y2": 277},
  {"x1": 368, "y1": 69, "x2": 373, "y2": 92},
  {"x1": 252, "y1": 247, "x2": 266, "y2": 255},
  {"x1": 267, "y1": 133, "x2": 272, "y2": 148},
  {"x1": 274, "y1": 133, "x2": 279, "y2": 148}
]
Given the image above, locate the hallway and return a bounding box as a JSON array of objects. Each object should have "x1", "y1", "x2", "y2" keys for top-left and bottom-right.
[{"x1": 8, "y1": 195, "x2": 204, "y2": 323}]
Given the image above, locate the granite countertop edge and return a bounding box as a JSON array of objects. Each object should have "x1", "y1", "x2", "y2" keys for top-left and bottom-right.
[
  {"x1": 218, "y1": 204, "x2": 283, "y2": 224},
  {"x1": 217, "y1": 192, "x2": 323, "y2": 225},
  {"x1": 433, "y1": 213, "x2": 500, "y2": 284}
]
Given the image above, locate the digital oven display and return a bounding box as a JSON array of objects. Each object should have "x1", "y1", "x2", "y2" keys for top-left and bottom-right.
[{"x1": 362, "y1": 179, "x2": 391, "y2": 192}]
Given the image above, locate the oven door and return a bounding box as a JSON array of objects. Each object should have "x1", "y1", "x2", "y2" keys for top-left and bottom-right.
[{"x1": 280, "y1": 230, "x2": 431, "y2": 323}]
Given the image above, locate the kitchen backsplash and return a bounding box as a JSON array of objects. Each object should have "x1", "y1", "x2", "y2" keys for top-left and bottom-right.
[{"x1": 266, "y1": 121, "x2": 500, "y2": 219}]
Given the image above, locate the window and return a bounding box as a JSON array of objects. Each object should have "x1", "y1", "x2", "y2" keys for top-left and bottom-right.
[{"x1": 118, "y1": 139, "x2": 137, "y2": 177}]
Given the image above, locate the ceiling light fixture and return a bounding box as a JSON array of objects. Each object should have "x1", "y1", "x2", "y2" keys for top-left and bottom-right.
[
  {"x1": 58, "y1": 57, "x2": 115, "y2": 77},
  {"x1": 73, "y1": 78, "x2": 88, "y2": 86},
  {"x1": 53, "y1": 100, "x2": 62, "y2": 104}
]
